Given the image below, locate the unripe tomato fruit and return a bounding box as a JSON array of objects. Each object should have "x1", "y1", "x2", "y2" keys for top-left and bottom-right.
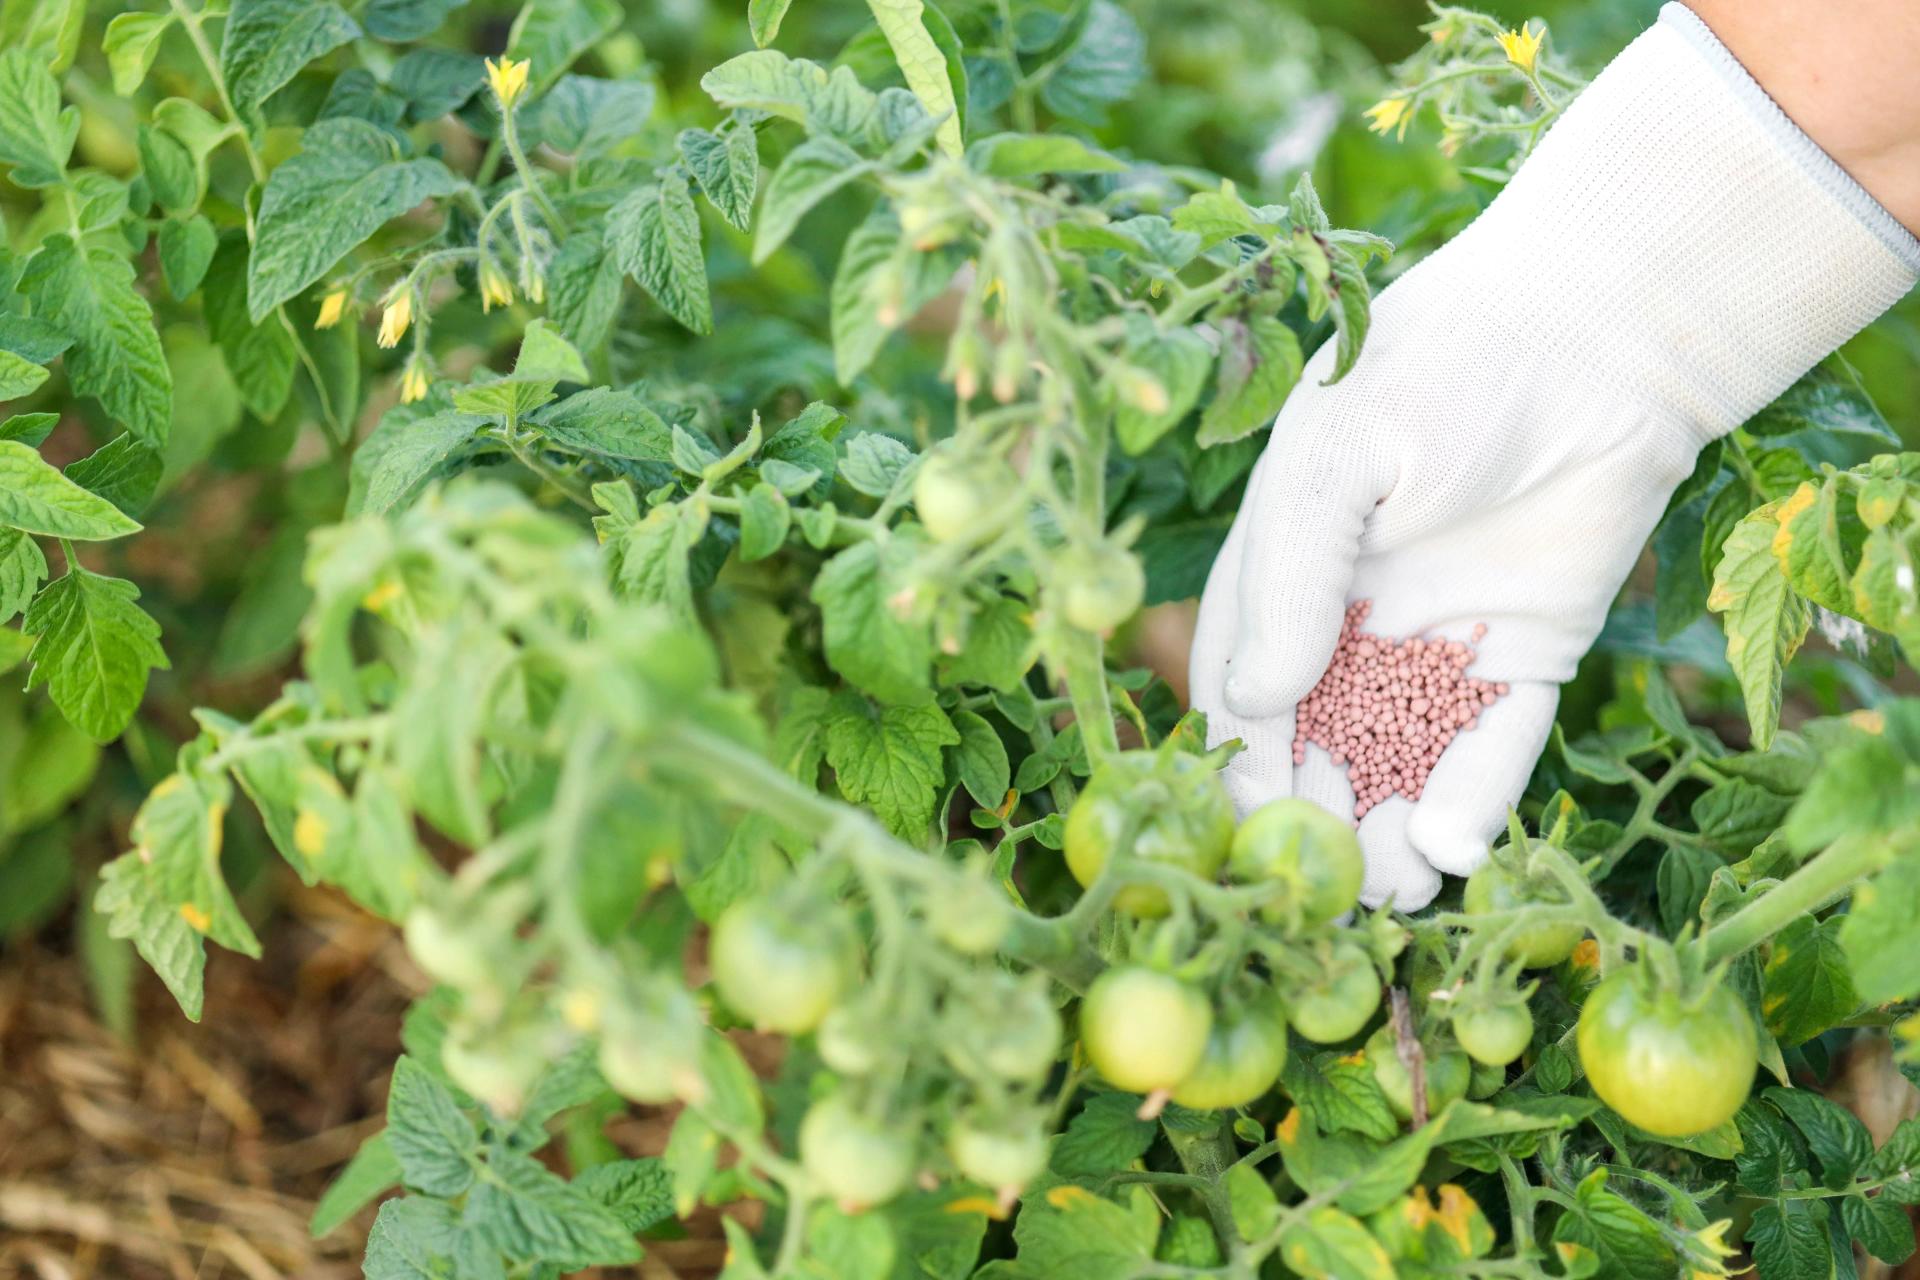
[
  {"x1": 1056, "y1": 543, "x2": 1145, "y2": 633},
  {"x1": 597, "y1": 1028, "x2": 680, "y2": 1104},
  {"x1": 913, "y1": 452, "x2": 1014, "y2": 543},
  {"x1": 799, "y1": 1096, "x2": 914, "y2": 1208},
  {"x1": 943, "y1": 978, "x2": 1062, "y2": 1083},
  {"x1": 1576, "y1": 973, "x2": 1756, "y2": 1138},
  {"x1": 402, "y1": 906, "x2": 494, "y2": 991},
  {"x1": 1170, "y1": 992, "x2": 1289, "y2": 1110},
  {"x1": 1366, "y1": 1026, "x2": 1469, "y2": 1123},
  {"x1": 818, "y1": 1005, "x2": 882, "y2": 1076},
  {"x1": 1452, "y1": 1002, "x2": 1533, "y2": 1067},
  {"x1": 1228, "y1": 798, "x2": 1364, "y2": 926},
  {"x1": 1079, "y1": 967, "x2": 1213, "y2": 1094},
  {"x1": 949, "y1": 1117, "x2": 1048, "y2": 1192},
  {"x1": 709, "y1": 898, "x2": 853, "y2": 1035},
  {"x1": 1462, "y1": 861, "x2": 1585, "y2": 969},
  {"x1": 928, "y1": 876, "x2": 1009, "y2": 955},
  {"x1": 1065, "y1": 751, "x2": 1235, "y2": 918},
  {"x1": 1287, "y1": 942, "x2": 1380, "y2": 1044}
]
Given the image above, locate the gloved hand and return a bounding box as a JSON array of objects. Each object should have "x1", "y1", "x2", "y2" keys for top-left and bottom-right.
[{"x1": 1191, "y1": 3, "x2": 1919, "y2": 910}]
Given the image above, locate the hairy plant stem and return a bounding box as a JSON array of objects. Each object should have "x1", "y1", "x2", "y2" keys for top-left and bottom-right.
[{"x1": 1695, "y1": 833, "x2": 1895, "y2": 965}]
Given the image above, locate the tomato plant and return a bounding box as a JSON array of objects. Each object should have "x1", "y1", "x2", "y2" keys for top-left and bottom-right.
[{"x1": 0, "y1": 1, "x2": 1917, "y2": 1277}]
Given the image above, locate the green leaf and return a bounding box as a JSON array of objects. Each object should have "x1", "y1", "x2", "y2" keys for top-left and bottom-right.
[
  {"x1": 754, "y1": 135, "x2": 870, "y2": 265},
  {"x1": 738, "y1": 483, "x2": 790, "y2": 561},
  {"x1": 938, "y1": 596, "x2": 1033, "y2": 693},
  {"x1": 506, "y1": 0, "x2": 621, "y2": 92},
  {"x1": 310, "y1": 1130, "x2": 401, "y2": 1237},
  {"x1": 1765, "y1": 1086, "x2": 1872, "y2": 1187},
  {"x1": 1037, "y1": 0, "x2": 1145, "y2": 125},
  {"x1": 866, "y1": 0, "x2": 964, "y2": 157},
  {"x1": 1050, "y1": 1091, "x2": 1156, "y2": 1179},
  {"x1": 806, "y1": 1205, "x2": 896, "y2": 1280},
  {"x1": 840, "y1": 431, "x2": 915, "y2": 498},
  {"x1": 347, "y1": 406, "x2": 485, "y2": 516},
  {"x1": 1840, "y1": 857, "x2": 1920, "y2": 1005},
  {"x1": 0, "y1": 0, "x2": 82, "y2": 74},
  {"x1": 527, "y1": 74, "x2": 655, "y2": 157},
  {"x1": 389, "y1": 47, "x2": 485, "y2": 121},
  {"x1": 365, "y1": 0, "x2": 470, "y2": 41},
  {"x1": 65, "y1": 434, "x2": 162, "y2": 518},
  {"x1": 95, "y1": 849, "x2": 208, "y2": 1020},
  {"x1": 248, "y1": 119, "x2": 460, "y2": 321},
  {"x1": 362, "y1": 1196, "x2": 502, "y2": 1280},
  {"x1": 1276, "y1": 1205, "x2": 1394, "y2": 1280},
  {"x1": 1707, "y1": 503, "x2": 1810, "y2": 751},
  {"x1": 1197, "y1": 314, "x2": 1300, "y2": 447},
  {"x1": 19, "y1": 236, "x2": 172, "y2": 447},
  {"x1": 1747, "y1": 361, "x2": 1898, "y2": 446},
  {"x1": 596, "y1": 497, "x2": 703, "y2": 623},
  {"x1": 823, "y1": 690, "x2": 958, "y2": 839},
  {"x1": 1280, "y1": 1052, "x2": 1398, "y2": 1143},
  {"x1": 0, "y1": 348, "x2": 46, "y2": 400},
  {"x1": 1840, "y1": 1193, "x2": 1913, "y2": 1264},
  {"x1": 139, "y1": 122, "x2": 198, "y2": 212},
  {"x1": 811, "y1": 537, "x2": 933, "y2": 704},
  {"x1": 1689, "y1": 778, "x2": 1793, "y2": 858},
  {"x1": 1771, "y1": 479, "x2": 1860, "y2": 615},
  {"x1": 204, "y1": 232, "x2": 297, "y2": 420},
  {"x1": 1114, "y1": 324, "x2": 1212, "y2": 454},
  {"x1": 1010, "y1": 1184, "x2": 1158, "y2": 1279},
  {"x1": 1762, "y1": 916, "x2": 1860, "y2": 1048},
  {"x1": 749, "y1": 0, "x2": 792, "y2": 46},
  {"x1": 386, "y1": 1055, "x2": 478, "y2": 1197},
  {"x1": 700, "y1": 50, "x2": 878, "y2": 141},
  {"x1": 967, "y1": 132, "x2": 1126, "y2": 177},
  {"x1": 545, "y1": 226, "x2": 625, "y2": 353},
  {"x1": 608, "y1": 173, "x2": 712, "y2": 334},
  {"x1": 1748, "y1": 1201, "x2": 1834, "y2": 1280},
  {"x1": 0, "y1": 527, "x2": 46, "y2": 623},
  {"x1": 0, "y1": 439, "x2": 143, "y2": 539},
  {"x1": 1655, "y1": 843, "x2": 1720, "y2": 937},
  {"x1": 679, "y1": 122, "x2": 759, "y2": 231},
  {"x1": 104, "y1": 11, "x2": 174, "y2": 97},
  {"x1": 0, "y1": 48, "x2": 77, "y2": 187},
  {"x1": 467, "y1": 1152, "x2": 642, "y2": 1267},
  {"x1": 157, "y1": 216, "x2": 217, "y2": 302},
  {"x1": 829, "y1": 204, "x2": 960, "y2": 386},
  {"x1": 1548, "y1": 1169, "x2": 1676, "y2": 1280},
  {"x1": 220, "y1": 0, "x2": 361, "y2": 109},
  {"x1": 532, "y1": 388, "x2": 674, "y2": 462},
  {"x1": 22, "y1": 566, "x2": 167, "y2": 741},
  {"x1": 951, "y1": 708, "x2": 1010, "y2": 809}
]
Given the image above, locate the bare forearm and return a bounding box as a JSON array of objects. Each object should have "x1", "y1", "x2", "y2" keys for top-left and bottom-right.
[{"x1": 1687, "y1": 0, "x2": 1920, "y2": 235}]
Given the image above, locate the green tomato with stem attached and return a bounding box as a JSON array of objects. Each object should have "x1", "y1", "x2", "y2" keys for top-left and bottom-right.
[
  {"x1": 709, "y1": 895, "x2": 855, "y2": 1035},
  {"x1": 1228, "y1": 798, "x2": 1364, "y2": 926},
  {"x1": 914, "y1": 450, "x2": 1016, "y2": 543},
  {"x1": 1576, "y1": 972, "x2": 1756, "y2": 1138},
  {"x1": 948, "y1": 1114, "x2": 1049, "y2": 1192},
  {"x1": 1287, "y1": 941, "x2": 1381, "y2": 1044},
  {"x1": 1056, "y1": 542, "x2": 1145, "y2": 633},
  {"x1": 1079, "y1": 966, "x2": 1213, "y2": 1094},
  {"x1": 800, "y1": 1095, "x2": 914, "y2": 1209},
  {"x1": 1065, "y1": 751, "x2": 1235, "y2": 918},
  {"x1": 943, "y1": 976, "x2": 1062, "y2": 1083},
  {"x1": 1452, "y1": 1000, "x2": 1534, "y2": 1067}
]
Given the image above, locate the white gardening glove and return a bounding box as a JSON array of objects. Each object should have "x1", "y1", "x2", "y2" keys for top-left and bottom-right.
[{"x1": 1191, "y1": 3, "x2": 1920, "y2": 911}]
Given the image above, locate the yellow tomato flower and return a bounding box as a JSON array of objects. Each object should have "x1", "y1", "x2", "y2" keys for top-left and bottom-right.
[
  {"x1": 1497, "y1": 23, "x2": 1544, "y2": 73},
  {"x1": 1363, "y1": 97, "x2": 1412, "y2": 139},
  {"x1": 479, "y1": 260, "x2": 514, "y2": 312},
  {"x1": 377, "y1": 287, "x2": 413, "y2": 349},
  {"x1": 487, "y1": 56, "x2": 531, "y2": 110},
  {"x1": 315, "y1": 288, "x2": 348, "y2": 330},
  {"x1": 400, "y1": 361, "x2": 430, "y2": 404}
]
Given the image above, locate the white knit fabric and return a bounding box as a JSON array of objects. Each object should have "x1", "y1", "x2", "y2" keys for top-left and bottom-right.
[{"x1": 1191, "y1": 4, "x2": 1919, "y2": 910}]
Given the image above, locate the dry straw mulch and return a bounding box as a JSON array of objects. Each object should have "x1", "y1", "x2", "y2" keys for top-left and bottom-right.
[{"x1": 0, "y1": 879, "x2": 737, "y2": 1280}]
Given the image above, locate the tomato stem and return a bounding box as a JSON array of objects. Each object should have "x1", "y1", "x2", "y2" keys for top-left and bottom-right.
[{"x1": 1695, "y1": 832, "x2": 1897, "y2": 965}]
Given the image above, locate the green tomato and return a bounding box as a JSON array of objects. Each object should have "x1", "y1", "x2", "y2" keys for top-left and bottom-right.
[
  {"x1": 929, "y1": 876, "x2": 1010, "y2": 955},
  {"x1": 1228, "y1": 798, "x2": 1364, "y2": 926},
  {"x1": 1366, "y1": 1026, "x2": 1469, "y2": 1123},
  {"x1": 1056, "y1": 543, "x2": 1145, "y2": 633},
  {"x1": 818, "y1": 1005, "x2": 882, "y2": 1076},
  {"x1": 1453, "y1": 1002, "x2": 1534, "y2": 1068},
  {"x1": 709, "y1": 897, "x2": 853, "y2": 1035},
  {"x1": 1065, "y1": 751, "x2": 1235, "y2": 917},
  {"x1": 948, "y1": 1116, "x2": 1048, "y2": 1192},
  {"x1": 1287, "y1": 942, "x2": 1381, "y2": 1044},
  {"x1": 1576, "y1": 973, "x2": 1756, "y2": 1138},
  {"x1": 1170, "y1": 992, "x2": 1289, "y2": 1111},
  {"x1": 800, "y1": 1096, "x2": 914, "y2": 1209},
  {"x1": 1079, "y1": 967, "x2": 1213, "y2": 1094},
  {"x1": 944, "y1": 977, "x2": 1062, "y2": 1083},
  {"x1": 1462, "y1": 861, "x2": 1585, "y2": 969},
  {"x1": 402, "y1": 906, "x2": 494, "y2": 992},
  {"x1": 914, "y1": 451, "x2": 1013, "y2": 543},
  {"x1": 442, "y1": 1026, "x2": 544, "y2": 1117}
]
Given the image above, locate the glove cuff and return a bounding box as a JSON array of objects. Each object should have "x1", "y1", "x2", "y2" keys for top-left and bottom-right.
[{"x1": 1428, "y1": 3, "x2": 1919, "y2": 441}]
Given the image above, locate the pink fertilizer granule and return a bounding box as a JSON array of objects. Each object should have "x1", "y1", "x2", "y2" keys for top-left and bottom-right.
[{"x1": 1292, "y1": 601, "x2": 1508, "y2": 819}]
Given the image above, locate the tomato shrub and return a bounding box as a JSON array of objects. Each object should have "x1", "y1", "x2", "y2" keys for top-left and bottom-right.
[{"x1": 0, "y1": 1, "x2": 1918, "y2": 1277}]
